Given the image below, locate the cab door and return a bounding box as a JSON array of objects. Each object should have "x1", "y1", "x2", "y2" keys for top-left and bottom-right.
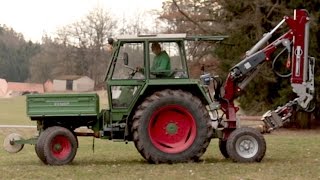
[{"x1": 107, "y1": 42, "x2": 146, "y2": 122}]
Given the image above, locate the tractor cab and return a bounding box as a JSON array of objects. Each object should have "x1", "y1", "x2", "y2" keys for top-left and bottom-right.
[
  {"x1": 105, "y1": 34, "x2": 226, "y2": 112},
  {"x1": 106, "y1": 34, "x2": 189, "y2": 109}
]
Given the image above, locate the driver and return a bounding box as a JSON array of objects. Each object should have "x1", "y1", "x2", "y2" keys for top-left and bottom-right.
[
  {"x1": 137, "y1": 42, "x2": 171, "y2": 78},
  {"x1": 150, "y1": 42, "x2": 171, "y2": 78}
]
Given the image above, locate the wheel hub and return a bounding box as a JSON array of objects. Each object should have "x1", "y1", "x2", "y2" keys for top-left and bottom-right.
[
  {"x1": 241, "y1": 140, "x2": 251, "y2": 151},
  {"x1": 235, "y1": 135, "x2": 259, "y2": 158},
  {"x1": 166, "y1": 122, "x2": 178, "y2": 135},
  {"x1": 54, "y1": 143, "x2": 62, "y2": 152}
]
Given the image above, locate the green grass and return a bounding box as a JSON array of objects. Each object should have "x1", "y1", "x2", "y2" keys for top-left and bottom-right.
[
  {"x1": 0, "y1": 96, "x2": 320, "y2": 179},
  {"x1": 0, "y1": 96, "x2": 33, "y2": 125},
  {"x1": 0, "y1": 130, "x2": 320, "y2": 180}
]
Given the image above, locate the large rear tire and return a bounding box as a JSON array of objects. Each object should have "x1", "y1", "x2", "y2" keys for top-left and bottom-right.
[
  {"x1": 132, "y1": 89, "x2": 212, "y2": 163},
  {"x1": 36, "y1": 126, "x2": 78, "y2": 165},
  {"x1": 226, "y1": 127, "x2": 266, "y2": 162}
]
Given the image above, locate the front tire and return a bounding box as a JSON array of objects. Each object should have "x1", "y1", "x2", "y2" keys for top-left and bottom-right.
[
  {"x1": 226, "y1": 127, "x2": 266, "y2": 162},
  {"x1": 132, "y1": 89, "x2": 212, "y2": 163},
  {"x1": 219, "y1": 139, "x2": 229, "y2": 158}
]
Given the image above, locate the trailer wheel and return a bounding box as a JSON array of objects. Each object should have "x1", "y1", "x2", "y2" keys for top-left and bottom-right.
[
  {"x1": 35, "y1": 129, "x2": 50, "y2": 164},
  {"x1": 226, "y1": 127, "x2": 266, "y2": 163},
  {"x1": 3, "y1": 133, "x2": 24, "y2": 153},
  {"x1": 219, "y1": 139, "x2": 229, "y2": 158},
  {"x1": 37, "y1": 126, "x2": 77, "y2": 165},
  {"x1": 132, "y1": 89, "x2": 212, "y2": 163}
]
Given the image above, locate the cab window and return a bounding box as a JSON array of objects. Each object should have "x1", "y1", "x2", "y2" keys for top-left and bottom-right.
[
  {"x1": 149, "y1": 41, "x2": 187, "y2": 78},
  {"x1": 112, "y1": 42, "x2": 144, "y2": 80}
]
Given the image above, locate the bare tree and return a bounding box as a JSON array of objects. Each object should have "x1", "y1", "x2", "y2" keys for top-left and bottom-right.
[
  {"x1": 29, "y1": 34, "x2": 74, "y2": 82},
  {"x1": 118, "y1": 9, "x2": 165, "y2": 35},
  {"x1": 55, "y1": 6, "x2": 117, "y2": 84}
]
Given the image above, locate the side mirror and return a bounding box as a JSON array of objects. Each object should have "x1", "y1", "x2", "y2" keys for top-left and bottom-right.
[
  {"x1": 123, "y1": 52, "x2": 129, "y2": 65},
  {"x1": 201, "y1": 64, "x2": 205, "y2": 73}
]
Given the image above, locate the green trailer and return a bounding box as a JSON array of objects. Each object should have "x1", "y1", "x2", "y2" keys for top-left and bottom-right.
[{"x1": 27, "y1": 93, "x2": 99, "y2": 117}]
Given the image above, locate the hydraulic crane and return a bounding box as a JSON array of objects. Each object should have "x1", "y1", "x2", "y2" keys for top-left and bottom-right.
[{"x1": 214, "y1": 9, "x2": 315, "y2": 137}]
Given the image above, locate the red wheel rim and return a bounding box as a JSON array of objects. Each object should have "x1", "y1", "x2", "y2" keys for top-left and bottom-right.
[
  {"x1": 148, "y1": 105, "x2": 197, "y2": 153},
  {"x1": 50, "y1": 135, "x2": 71, "y2": 160}
]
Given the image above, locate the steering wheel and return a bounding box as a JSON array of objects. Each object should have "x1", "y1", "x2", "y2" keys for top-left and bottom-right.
[
  {"x1": 123, "y1": 65, "x2": 136, "y2": 71},
  {"x1": 122, "y1": 65, "x2": 138, "y2": 79}
]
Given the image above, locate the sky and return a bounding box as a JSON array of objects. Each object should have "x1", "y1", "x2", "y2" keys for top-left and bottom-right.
[{"x1": 0, "y1": 0, "x2": 164, "y2": 42}]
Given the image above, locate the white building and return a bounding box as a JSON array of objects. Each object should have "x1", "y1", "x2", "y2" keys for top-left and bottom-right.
[{"x1": 53, "y1": 75, "x2": 95, "y2": 92}]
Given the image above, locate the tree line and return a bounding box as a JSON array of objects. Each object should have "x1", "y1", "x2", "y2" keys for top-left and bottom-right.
[{"x1": 0, "y1": 1, "x2": 319, "y2": 126}]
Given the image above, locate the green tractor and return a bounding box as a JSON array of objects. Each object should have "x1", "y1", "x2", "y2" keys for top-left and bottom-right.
[{"x1": 4, "y1": 33, "x2": 267, "y2": 165}]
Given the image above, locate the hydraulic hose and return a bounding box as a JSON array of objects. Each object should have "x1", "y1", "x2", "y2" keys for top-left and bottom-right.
[{"x1": 272, "y1": 47, "x2": 292, "y2": 78}]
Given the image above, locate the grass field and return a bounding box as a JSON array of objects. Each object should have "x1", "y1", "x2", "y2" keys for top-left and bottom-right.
[
  {"x1": 0, "y1": 96, "x2": 32, "y2": 125},
  {"x1": 0, "y1": 96, "x2": 320, "y2": 180},
  {"x1": 0, "y1": 131, "x2": 320, "y2": 180}
]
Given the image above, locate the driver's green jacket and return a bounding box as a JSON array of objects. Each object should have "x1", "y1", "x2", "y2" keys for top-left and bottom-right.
[{"x1": 151, "y1": 51, "x2": 171, "y2": 78}]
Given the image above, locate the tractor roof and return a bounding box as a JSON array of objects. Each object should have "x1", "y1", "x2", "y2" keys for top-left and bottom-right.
[
  {"x1": 117, "y1": 34, "x2": 187, "y2": 41},
  {"x1": 116, "y1": 33, "x2": 228, "y2": 42}
]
